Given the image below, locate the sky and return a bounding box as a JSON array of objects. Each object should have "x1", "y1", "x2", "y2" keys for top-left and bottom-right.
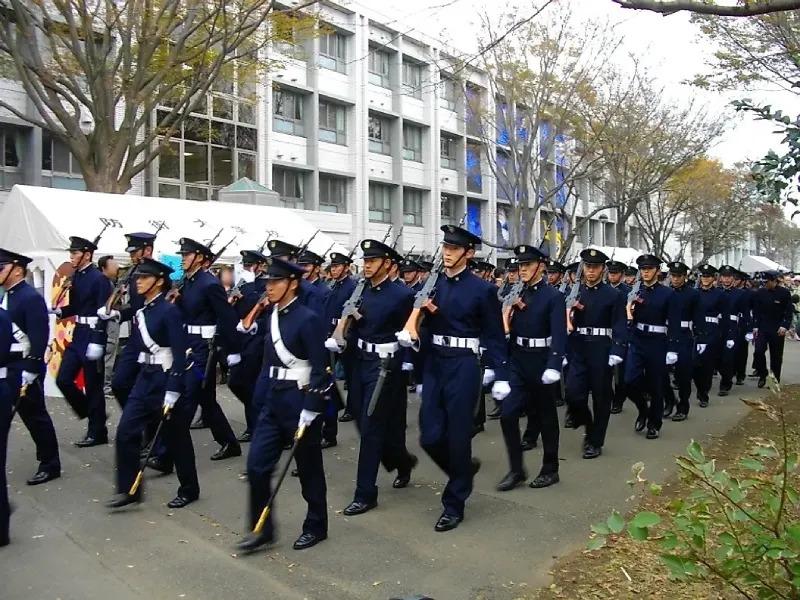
[{"x1": 356, "y1": 0, "x2": 800, "y2": 168}]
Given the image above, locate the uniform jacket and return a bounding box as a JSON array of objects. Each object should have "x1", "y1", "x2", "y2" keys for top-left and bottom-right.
[
  {"x1": 176, "y1": 268, "x2": 240, "y2": 354},
  {"x1": 508, "y1": 278, "x2": 566, "y2": 372},
  {"x1": 3, "y1": 280, "x2": 49, "y2": 373},
  {"x1": 568, "y1": 281, "x2": 628, "y2": 358},
  {"x1": 751, "y1": 285, "x2": 793, "y2": 333},
  {"x1": 132, "y1": 294, "x2": 187, "y2": 394}
]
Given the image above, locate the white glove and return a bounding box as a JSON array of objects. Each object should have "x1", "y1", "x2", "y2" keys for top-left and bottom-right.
[
  {"x1": 324, "y1": 337, "x2": 345, "y2": 353},
  {"x1": 237, "y1": 320, "x2": 258, "y2": 335},
  {"x1": 608, "y1": 354, "x2": 623, "y2": 367},
  {"x1": 21, "y1": 371, "x2": 38, "y2": 384},
  {"x1": 745, "y1": 332, "x2": 754, "y2": 343},
  {"x1": 726, "y1": 340, "x2": 735, "y2": 349},
  {"x1": 491, "y1": 380, "x2": 511, "y2": 401},
  {"x1": 97, "y1": 307, "x2": 120, "y2": 321},
  {"x1": 697, "y1": 344, "x2": 707, "y2": 355},
  {"x1": 396, "y1": 330, "x2": 414, "y2": 348},
  {"x1": 227, "y1": 353, "x2": 242, "y2": 367},
  {"x1": 49, "y1": 308, "x2": 62, "y2": 318},
  {"x1": 86, "y1": 343, "x2": 104, "y2": 360},
  {"x1": 562, "y1": 357, "x2": 568, "y2": 368},
  {"x1": 666, "y1": 352, "x2": 678, "y2": 366},
  {"x1": 298, "y1": 409, "x2": 320, "y2": 428},
  {"x1": 401, "y1": 362, "x2": 414, "y2": 372},
  {"x1": 541, "y1": 368, "x2": 561, "y2": 384},
  {"x1": 163, "y1": 390, "x2": 179, "y2": 409},
  {"x1": 415, "y1": 384, "x2": 423, "y2": 396},
  {"x1": 482, "y1": 369, "x2": 496, "y2": 386}
]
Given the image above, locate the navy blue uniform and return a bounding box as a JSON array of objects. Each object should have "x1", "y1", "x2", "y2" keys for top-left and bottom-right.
[
  {"x1": 624, "y1": 282, "x2": 680, "y2": 432},
  {"x1": 663, "y1": 284, "x2": 703, "y2": 416},
  {"x1": 0, "y1": 307, "x2": 14, "y2": 545},
  {"x1": 247, "y1": 300, "x2": 328, "y2": 540},
  {"x1": 503, "y1": 279, "x2": 566, "y2": 477},
  {"x1": 174, "y1": 269, "x2": 240, "y2": 456},
  {"x1": 417, "y1": 269, "x2": 508, "y2": 520},
  {"x1": 110, "y1": 269, "x2": 147, "y2": 407},
  {"x1": 114, "y1": 294, "x2": 187, "y2": 497},
  {"x1": 322, "y1": 274, "x2": 357, "y2": 436},
  {"x1": 734, "y1": 286, "x2": 753, "y2": 381},
  {"x1": 565, "y1": 282, "x2": 628, "y2": 448},
  {"x1": 55, "y1": 264, "x2": 113, "y2": 439},
  {"x1": 2, "y1": 281, "x2": 60, "y2": 476},
  {"x1": 609, "y1": 281, "x2": 632, "y2": 411},
  {"x1": 752, "y1": 285, "x2": 793, "y2": 382},
  {"x1": 693, "y1": 287, "x2": 730, "y2": 403},
  {"x1": 718, "y1": 285, "x2": 749, "y2": 391},
  {"x1": 345, "y1": 277, "x2": 416, "y2": 506}
]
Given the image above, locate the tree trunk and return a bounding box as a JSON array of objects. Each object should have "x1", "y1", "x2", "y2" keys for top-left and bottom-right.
[{"x1": 82, "y1": 167, "x2": 131, "y2": 194}]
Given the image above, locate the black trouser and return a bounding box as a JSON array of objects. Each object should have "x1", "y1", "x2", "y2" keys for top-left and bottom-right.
[
  {"x1": 664, "y1": 337, "x2": 693, "y2": 414},
  {"x1": 612, "y1": 364, "x2": 626, "y2": 408},
  {"x1": 734, "y1": 331, "x2": 748, "y2": 381},
  {"x1": 753, "y1": 330, "x2": 786, "y2": 382},
  {"x1": 566, "y1": 341, "x2": 613, "y2": 448},
  {"x1": 693, "y1": 338, "x2": 719, "y2": 402},
  {"x1": 718, "y1": 337, "x2": 736, "y2": 391}
]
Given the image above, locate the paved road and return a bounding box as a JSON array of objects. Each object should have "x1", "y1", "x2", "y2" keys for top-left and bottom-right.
[{"x1": 6, "y1": 344, "x2": 799, "y2": 600}]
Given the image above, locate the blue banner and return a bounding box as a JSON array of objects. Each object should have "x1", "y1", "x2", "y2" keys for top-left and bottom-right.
[{"x1": 159, "y1": 253, "x2": 184, "y2": 281}]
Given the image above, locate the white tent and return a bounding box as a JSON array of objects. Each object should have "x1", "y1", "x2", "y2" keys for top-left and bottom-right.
[
  {"x1": 0, "y1": 185, "x2": 347, "y2": 397},
  {"x1": 740, "y1": 255, "x2": 790, "y2": 274}
]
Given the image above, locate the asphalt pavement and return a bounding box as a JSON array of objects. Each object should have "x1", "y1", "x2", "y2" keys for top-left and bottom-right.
[{"x1": 5, "y1": 344, "x2": 799, "y2": 600}]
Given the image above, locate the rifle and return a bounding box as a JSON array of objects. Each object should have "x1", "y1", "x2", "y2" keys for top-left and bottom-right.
[
  {"x1": 52, "y1": 220, "x2": 110, "y2": 311},
  {"x1": 626, "y1": 270, "x2": 643, "y2": 321},
  {"x1": 104, "y1": 222, "x2": 168, "y2": 314},
  {"x1": 501, "y1": 214, "x2": 556, "y2": 334},
  {"x1": 400, "y1": 213, "x2": 466, "y2": 341},
  {"x1": 382, "y1": 225, "x2": 393, "y2": 244},
  {"x1": 204, "y1": 228, "x2": 223, "y2": 250},
  {"x1": 391, "y1": 226, "x2": 404, "y2": 250}
]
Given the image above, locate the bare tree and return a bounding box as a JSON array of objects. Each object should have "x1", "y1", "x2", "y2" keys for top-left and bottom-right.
[
  {"x1": 0, "y1": 0, "x2": 318, "y2": 193},
  {"x1": 635, "y1": 191, "x2": 689, "y2": 261},
  {"x1": 461, "y1": 1, "x2": 626, "y2": 254},
  {"x1": 611, "y1": 0, "x2": 800, "y2": 17}
]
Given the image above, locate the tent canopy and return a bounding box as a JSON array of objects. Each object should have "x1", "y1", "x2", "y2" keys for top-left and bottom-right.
[
  {"x1": 0, "y1": 185, "x2": 347, "y2": 264},
  {"x1": 739, "y1": 255, "x2": 790, "y2": 274}
]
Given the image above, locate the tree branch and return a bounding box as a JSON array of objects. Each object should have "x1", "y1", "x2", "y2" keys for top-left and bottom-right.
[{"x1": 611, "y1": 0, "x2": 800, "y2": 17}]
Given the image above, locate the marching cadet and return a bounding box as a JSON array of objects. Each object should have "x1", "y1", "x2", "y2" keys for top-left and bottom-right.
[
  {"x1": 418, "y1": 260, "x2": 433, "y2": 282},
  {"x1": 624, "y1": 266, "x2": 637, "y2": 287},
  {"x1": 53, "y1": 236, "x2": 113, "y2": 447},
  {"x1": 606, "y1": 259, "x2": 630, "y2": 414},
  {"x1": 751, "y1": 270, "x2": 793, "y2": 388},
  {"x1": 664, "y1": 262, "x2": 704, "y2": 421},
  {"x1": 624, "y1": 255, "x2": 680, "y2": 440},
  {"x1": 733, "y1": 270, "x2": 752, "y2": 385},
  {"x1": 266, "y1": 240, "x2": 322, "y2": 311},
  {"x1": 106, "y1": 258, "x2": 187, "y2": 509},
  {"x1": 326, "y1": 239, "x2": 417, "y2": 516},
  {"x1": 96, "y1": 233, "x2": 157, "y2": 408},
  {"x1": 0, "y1": 250, "x2": 61, "y2": 485},
  {"x1": 1, "y1": 306, "x2": 13, "y2": 546},
  {"x1": 564, "y1": 249, "x2": 627, "y2": 459},
  {"x1": 496, "y1": 244, "x2": 565, "y2": 491},
  {"x1": 546, "y1": 260, "x2": 566, "y2": 288},
  {"x1": 236, "y1": 258, "x2": 329, "y2": 552},
  {"x1": 717, "y1": 265, "x2": 749, "y2": 396},
  {"x1": 396, "y1": 225, "x2": 509, "y2": 532},
  {"x1": 228, "y1": 250, "x2": 269, "y2": 442},
  {"x1": 297, "y1": 249, "x2": 332, "y2": 317},
  {"x1": 325, "y1": 251, "x2": 357, "y2": 430},
  {"x1": 400, "y1": 258, "x2": 425, "y2": 291},
  {"x1": 693, "y1": 264, "x2": 731, "y2": 407}
]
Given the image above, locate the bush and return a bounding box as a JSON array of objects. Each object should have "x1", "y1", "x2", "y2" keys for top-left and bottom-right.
[{"x1": 588, "y1": 376, "x2": 800, "y2": 600}]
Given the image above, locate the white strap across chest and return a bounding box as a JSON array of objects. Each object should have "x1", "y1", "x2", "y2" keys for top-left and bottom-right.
[{"x1": 270, "y1": 305, "x2": 310, "y2": 370}]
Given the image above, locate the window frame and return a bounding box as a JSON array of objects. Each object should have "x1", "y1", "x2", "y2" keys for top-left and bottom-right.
[
  {"x1": 368, "y1": 115, "x2": 391, "y2": 155},
  {"x1": 440, "y1": 76, "x2": 457, "y2": 111},
  {"x1": 319, "y1": 175, "x2": 347, "y2": 213},
  {"x1": 440, "y1": 193, "x2": 458, "y2": 226},
  {"x1": 319, "y1": 31, "x2": 347, "y2": 73},
  {"x1": 319, "y1": 101, "x2": 347, "y2": 145},
  {"x1": 440, "y1": 135, "x2": 456, "y2": 169},
  {"x1": 368, "y1": 49, "x2": 391, "y2": 88},
  {"x1": 403, "y1": 188, "x2": 423, "y2": 226},
  {"x1": 368, "y1": 183, "x2": 392, "y2": 223},
  {"x1": 402, "y1": 124, "x2": 422, "y2": 162},
  {"x1": 402, "y1": 61, "x2": 423, "y2": 99},
  {"x1": 272, "y1": 167, "x2": 305, "y2": 209},
  {"x1": 272, "y1": 88, "x2": 306, "y2": 137}
]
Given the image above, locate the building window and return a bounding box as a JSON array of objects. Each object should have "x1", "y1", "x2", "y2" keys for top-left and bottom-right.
[
  {"x1": 440, "y1": 135, "x2": 456, "y2": 169},
  {"x1": 275, "y1": 22, "x2": 308, "y2": 61},
  {"x1": 319, "y1": 101, "x2": 346, "y2": 145},
  {"x1": 465, "y1": 86, "x2": 482, "y2": 137},
  {"x1": 319, "y1": 175, "x2": 347, "y2": 213},
  {"x1": 466, "y1": 143, "x2": 482, "y2": 194},
  {"x1": 441, "y1": 194, "x2": 458, "y2": 226},
  {"x1": 319, "y1": 32, "x2": 346, "y2": 73},
  {"x1": 368, "y1": 49, "x2": 390, "y2": 88},
  {"x1": 273, "y1": 88, "x2": 305, "y2": 137},
  {"x1": 0, "y1": 126, "x2": 24, "y2": 191},
  {"x1": 403, "y1": 188, "x2": 423, "y2": 226},
  {"x1": 272, "y1": 167, "x2": 305, "y2": 209},
  {"x1": 369, "y1": 183, "x2": 392, "y2": 222},
  {"x1": 440, "y1": 76, "x2": 457, "y2": 111},
  {"x1": 402, "y1": 124, "x2": 422, "y2": 162},
  {"x1": 402, "y1": 61, "x2": 423, "y2": 99},
  {"x1": 41, "y1": 132, "x2": 86, "y2": 190},
  {"x1": 368, "y1": 116, "x2": 391, "y2": 155}
]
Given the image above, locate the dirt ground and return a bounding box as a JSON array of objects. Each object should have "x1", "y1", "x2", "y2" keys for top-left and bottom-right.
[{"x1": 527, "y1": 383, "x2": 800, "y2": 600}]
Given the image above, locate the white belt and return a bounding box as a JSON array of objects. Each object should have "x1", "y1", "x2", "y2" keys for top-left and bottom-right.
[
  {"x1": 636, "y1": 323, "x2": 667, "y2": 334},
  {"x1": 187, "y1": 325, "x2": 217, "y2": 339},
  {"x1": 77, "y1": 316, "x2": 98, "y2": 328},
  {"x1": 705, "y1": 316, "x2": 719, "y2": 324},
  {"x1": 680, "y1": 320, "x2": 692, "y2": 328},
  {"x1": 0, "y1": 367, "x2": 6, "y2": 379},
  {"x1": 576, "y1": 327, "x2": 612, "y2": 337},
  {"x1": 10, "y1": 343, "x2": 29, "y2": 355},
  {"x1": 516, "y1": 336, "x2": 552, "y2": 348},
  {"x1": 357, "y1": 339, "x2": 399, "y2": 357},
  {"x1": 432, "y1": 335, "x2": 480, "y2": 353},
  {"x1": 137, "y1": 349, "x2": 174, "y2": 369},
  {"x1": 268, "y1": 365, "x2": 312, "y2": 387},
  {"x1": 730, "y1": 315, "x2": 739, "y2": 322}
]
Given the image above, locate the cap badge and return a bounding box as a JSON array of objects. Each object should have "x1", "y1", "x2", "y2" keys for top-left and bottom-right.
[
  {"x1": 447, "y1": 226, "x2": 454, "y2": 233},
  {"x1": 590, "y1": 250, "x2": 596, "y2": 257},
  {"x1": 364, "y1": 241, "x2": 371, "y2": 248},
  {"x1": 520, "y1": 246, "x2": 526, "y2": 253},
  {"x1": 270, "y1": 241, "x2": 277, "y2": 249}
]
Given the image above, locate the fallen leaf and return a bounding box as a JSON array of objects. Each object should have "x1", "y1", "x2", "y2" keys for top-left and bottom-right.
[
  {"x1": 372, "y1": 581, "x2": 383, "y2": 586},
  {"x1": 231, "y1": 553, "x2": 238, "y2": 558},
  {"x1": 127, "y1": 565, "x2": 135, "y2": 568},
  {"x1": 32, "y1": 535, "x2": 44, "y2": 539}
]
